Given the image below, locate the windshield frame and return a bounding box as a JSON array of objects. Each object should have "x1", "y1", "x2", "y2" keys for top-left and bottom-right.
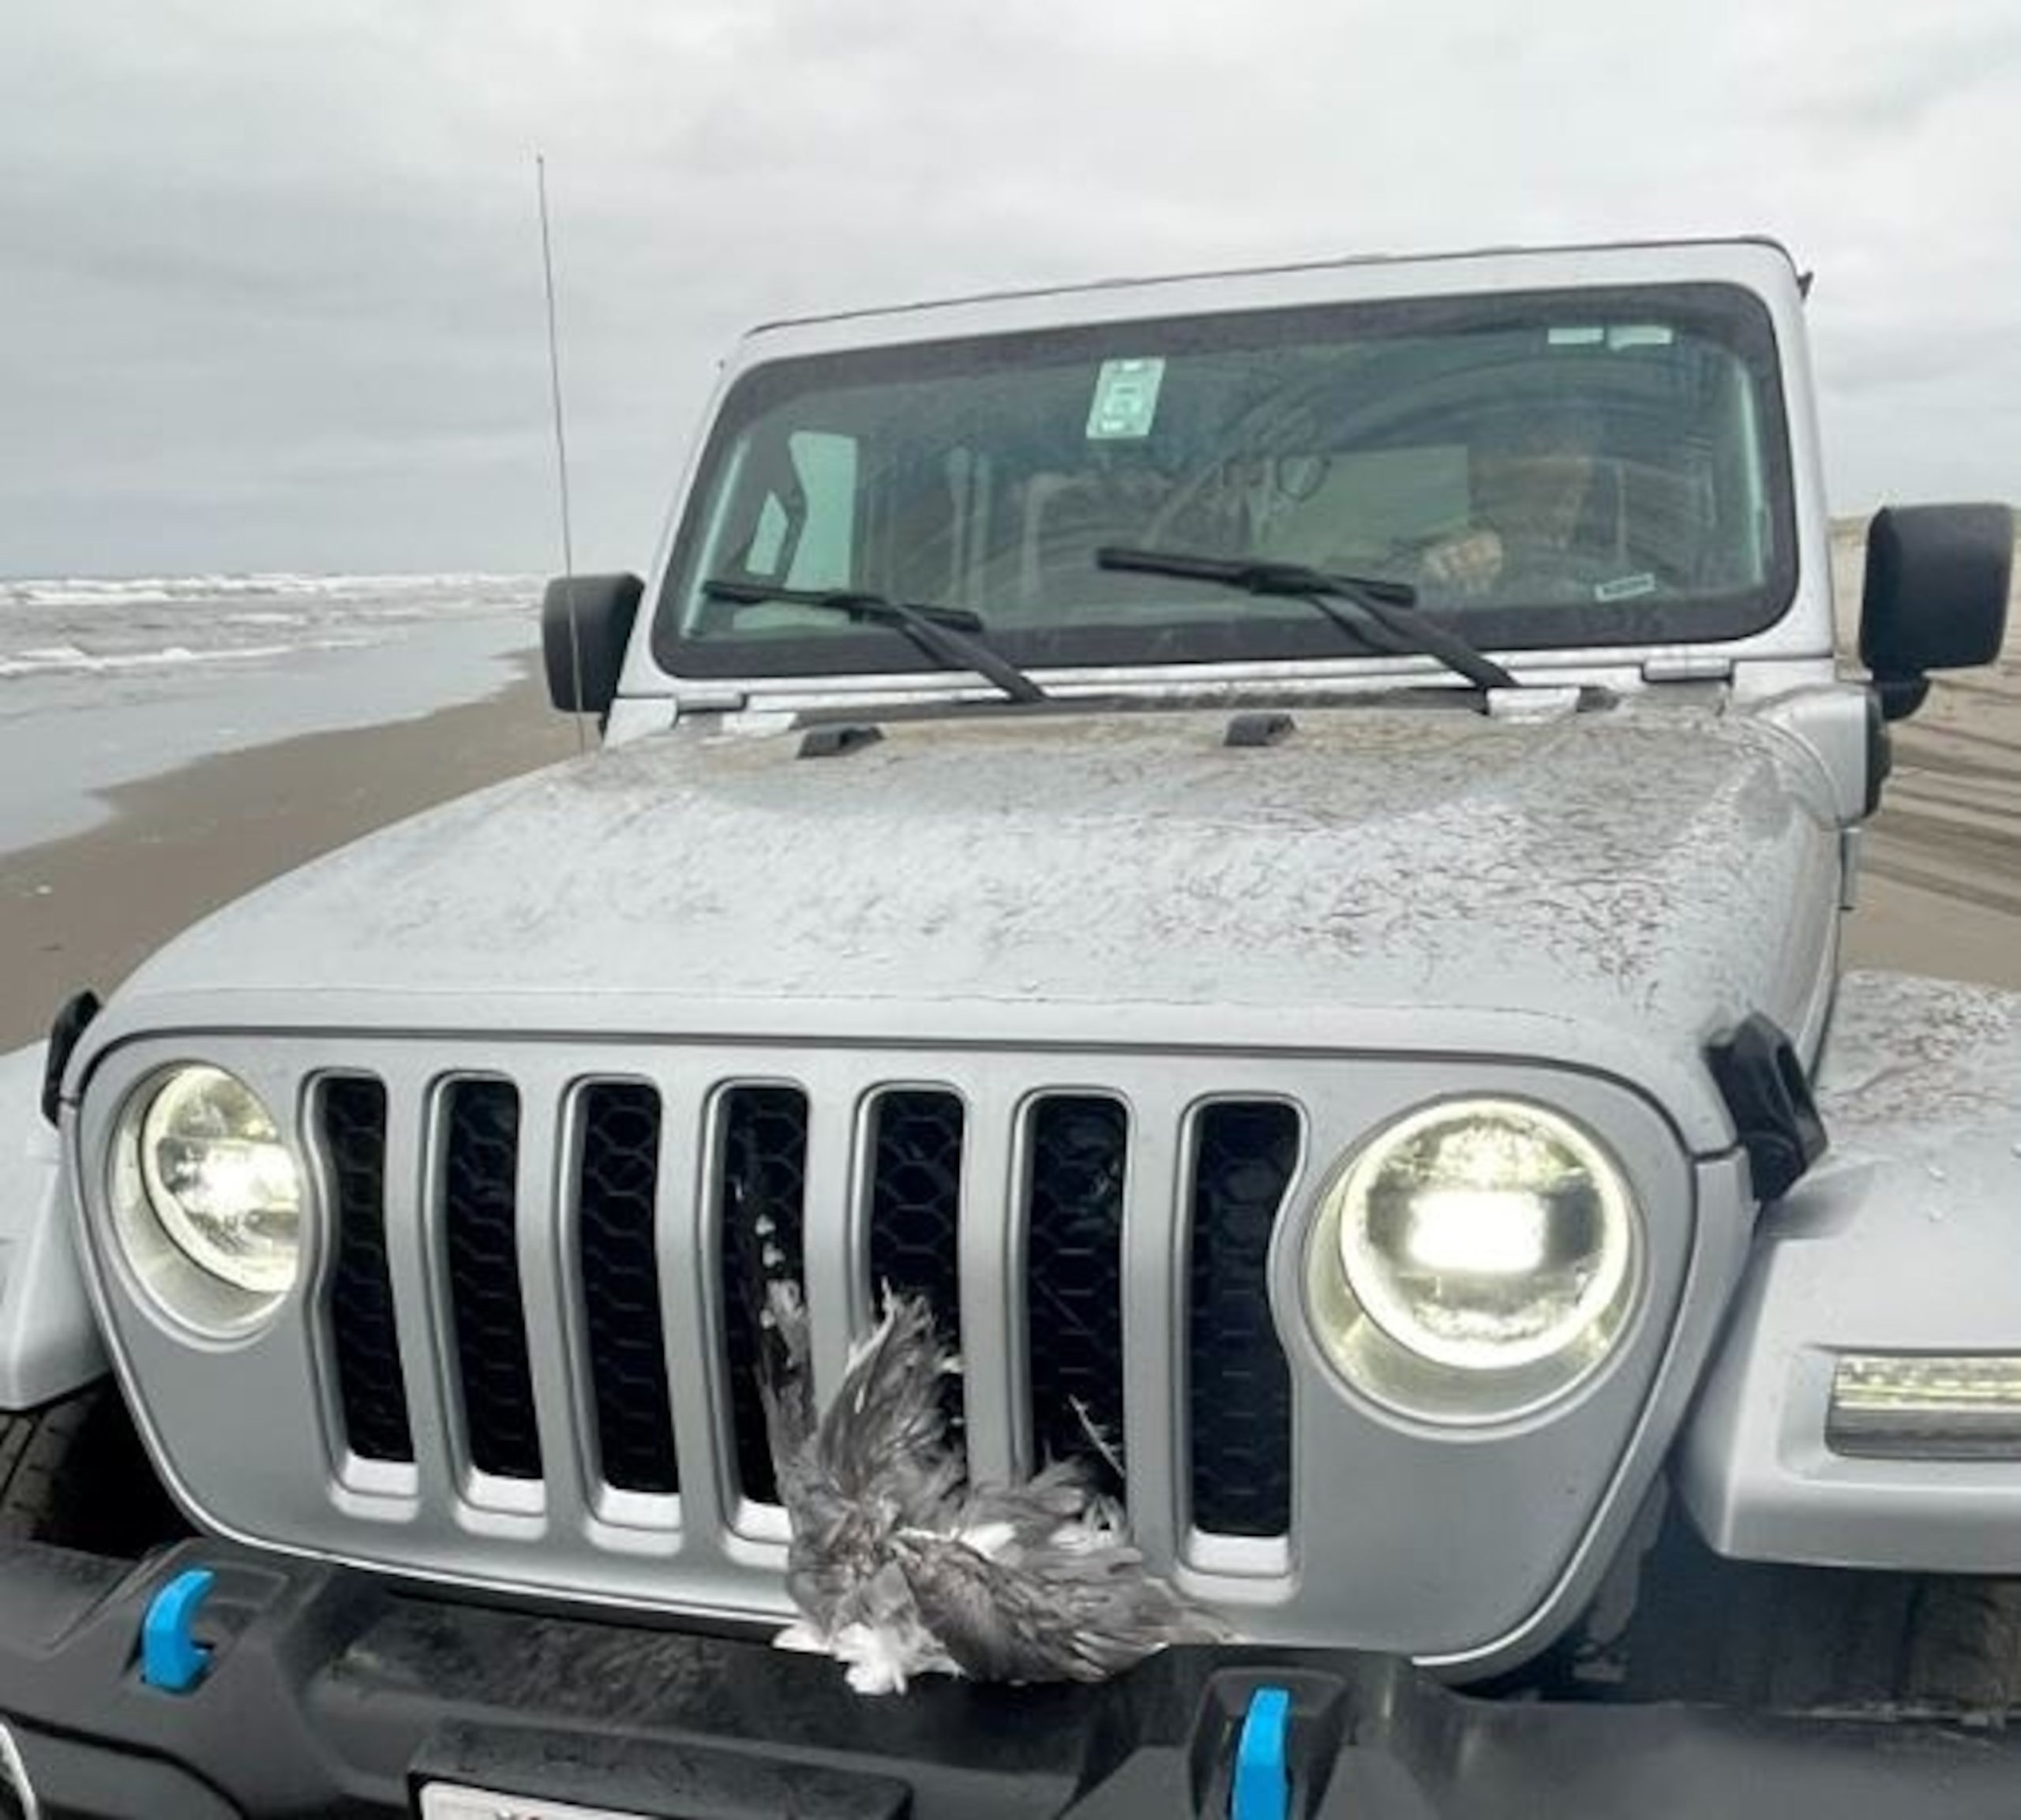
[{"x1": 651, "y1": 281, "x2": 1800, "y2": 687}]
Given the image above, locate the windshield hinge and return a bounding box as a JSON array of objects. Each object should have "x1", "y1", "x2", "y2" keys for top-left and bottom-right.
[
  {"x1": 1487, "y1": 684, "x2": 1584, "y2": 721},
  {"x1": 1641, "y1": 653, "x2": 1734, "y2": 685}
]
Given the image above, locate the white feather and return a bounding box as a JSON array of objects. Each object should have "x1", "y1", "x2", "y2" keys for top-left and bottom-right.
[
  {"x1": 956, "y1": 1520, "x2": 1018, "y2": 1560},
  {"x1": 771, "y1": 1620, "x2": 830, "y2": 1654}
]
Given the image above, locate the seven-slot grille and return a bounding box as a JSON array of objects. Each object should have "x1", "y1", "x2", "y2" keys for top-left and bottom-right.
[{"x1": 310, "y1": 1063, "x2": 1302, "y2": 1565}]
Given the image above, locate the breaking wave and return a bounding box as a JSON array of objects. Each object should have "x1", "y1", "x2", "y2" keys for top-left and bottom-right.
[
  {"x1": 0, "y1": 571, "x2": 542, "y2": 681},
  {"x1": 0, "y1": 572, "x2": 531, "y2": 611}
]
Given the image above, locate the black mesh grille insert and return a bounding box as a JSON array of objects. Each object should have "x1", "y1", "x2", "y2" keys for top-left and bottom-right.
[
  {"x1": 1025, "y1": 1095, "x2": 1127, "y2": 1496},
  {"x1": 868, "y1": 1090, "x2": 966, "y2": 1440},
  {"x1": 441, "y1": 1079, "x2": 542, "y2": 1481},
  {"x1": 319, "y1": 1077, "x2": 413, "y2": 1464},
  {"x1": 577, "y1": 1083, "x2": 677, "y2": 1496},
  {"x1": 1189, "y1": 1101, "x2": 1299, "y2": 1537},
  {"x1": 718, "y1": 1086, "x2": 808, "y2": 1504}
]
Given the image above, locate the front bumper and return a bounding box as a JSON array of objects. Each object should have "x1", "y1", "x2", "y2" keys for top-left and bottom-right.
[{"x1": 5, "y1": 1540, "x2": 2021, "y2": 1819}]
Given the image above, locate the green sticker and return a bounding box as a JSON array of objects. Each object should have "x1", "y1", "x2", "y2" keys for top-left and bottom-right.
[{"x1": 1086, "y1": 358, "x2": 1165, "y2": 440}]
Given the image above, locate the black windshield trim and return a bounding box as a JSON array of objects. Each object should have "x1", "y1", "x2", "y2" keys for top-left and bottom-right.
[{"x1": 654, "y1": 283, "x2": 1799, "y2": 683}]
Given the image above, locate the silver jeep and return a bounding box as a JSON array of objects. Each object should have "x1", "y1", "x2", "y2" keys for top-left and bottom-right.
[{"x1": 2, "y1": 237, "x2": 2019, "y2": 1818}]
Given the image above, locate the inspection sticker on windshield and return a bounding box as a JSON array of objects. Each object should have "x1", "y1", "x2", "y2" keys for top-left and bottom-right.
[{"x1": 1086, "y1": 358, "x2": 1165, "y2": 440}]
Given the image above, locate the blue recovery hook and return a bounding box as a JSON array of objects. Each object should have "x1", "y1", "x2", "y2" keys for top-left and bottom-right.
[
  {"x1": 1232, "y1": 1684, "x2": 1294, "y2": 1820},
  {"x1": 140, "y1": 1567, "x2": 216, "y2": 1693}
]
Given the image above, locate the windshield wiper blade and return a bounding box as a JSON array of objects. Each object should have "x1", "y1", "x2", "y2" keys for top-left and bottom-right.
[
  {"x1": 1097, "y1": 546, "x2": 1516, "y2": 693},
  {"x1": 701, "y1": 579, "x2": 1048, "y2": 704}
]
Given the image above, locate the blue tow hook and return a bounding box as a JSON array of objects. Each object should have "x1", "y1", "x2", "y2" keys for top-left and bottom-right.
[
  {"x1": 141, "y1": 1567, "x2": 216, "y2": 1692},
  {"x1": 1232, "y1": 1684, "x2": 1293, "y2": 1820}
]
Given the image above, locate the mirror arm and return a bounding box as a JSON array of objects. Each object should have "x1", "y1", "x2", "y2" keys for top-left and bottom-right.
[{"x1": 1872, "y1": 674, "x2": 1931, "y2": 723}]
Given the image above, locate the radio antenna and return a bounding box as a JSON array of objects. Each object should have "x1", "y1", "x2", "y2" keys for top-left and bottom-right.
[{"x1": 536, "y1": 152, "x2": 588, "y2": 756}]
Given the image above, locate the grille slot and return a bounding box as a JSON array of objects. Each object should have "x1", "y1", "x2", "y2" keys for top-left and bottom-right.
[
  {"x1": 576, "y1": 1082, "x2": 677, "y2": 1496},
  {"x1": 441, "y1": 1079, "x2": 542, "y2": 1482},
  {"x1": 716, "y1": 1086, "x2": 809, "y2": 1504},
  {"x1": 318, "y1": 1077, "x2": 412, "y2": 1464},
  {"x1": 1025, "y1": 1095, "x2": 1128, "y2": 1494},
  {"x1": 867, "y1": 1089, "x2": 967, "y2": 1440},
  {"x1": 1188, "y1": 1100, "x2": 1300, "y2": 1537}
]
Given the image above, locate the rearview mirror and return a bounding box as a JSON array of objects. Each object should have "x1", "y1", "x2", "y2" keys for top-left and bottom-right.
[
  {"x1": 543, "y1": 573, "x2": 645, "y2": 717},
  {"x1": 1860, "y1": 504, "x2": 2014, "y2": 721}
]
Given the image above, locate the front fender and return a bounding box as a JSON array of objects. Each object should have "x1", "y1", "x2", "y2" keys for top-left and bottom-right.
[
  {"x1": 0, "y1": 1043, "x2": 107, "y2": 1409},
  {"x1": 1681, "y1": 970, "x2": 2021, "y2": 1570}
]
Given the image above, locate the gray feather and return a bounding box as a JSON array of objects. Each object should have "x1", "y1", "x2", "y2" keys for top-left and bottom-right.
[
  {"x1": 895, "y1": 1528, "x2": 1222, "y2": 1683},
  {"x1": 758, "y1": 1283, "x2": 1226, "y2": 1691}
]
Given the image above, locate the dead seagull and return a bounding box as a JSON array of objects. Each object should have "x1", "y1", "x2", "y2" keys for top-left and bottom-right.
[{"x1": 758, "y1": 1282, "x2": 1226, "y2": 1694}]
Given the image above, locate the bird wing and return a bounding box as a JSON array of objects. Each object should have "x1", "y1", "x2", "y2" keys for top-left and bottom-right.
[
  {"x1": 814, "y1": 1292, "x2": 964, "y2": 1522},
  {"x1": 896, "y1": 1531, "x2": 1227, "y2": 1684}
]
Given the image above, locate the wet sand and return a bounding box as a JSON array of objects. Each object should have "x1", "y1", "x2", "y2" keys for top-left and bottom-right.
[
  {"x1": 0, "y1": 669, "x2": 579, "y2": 1050},
  {"x1": 1844, "y1": 679, "x2": 2021, "y2": 989},
  {"x1": 2, "y1": 553, "x2": 2018, "y2": 1054}
]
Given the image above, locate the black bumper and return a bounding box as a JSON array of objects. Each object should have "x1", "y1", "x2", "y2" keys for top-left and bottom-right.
[{"x1": 6, "y1": 1539, "x2": 2021, "y2": 1819}]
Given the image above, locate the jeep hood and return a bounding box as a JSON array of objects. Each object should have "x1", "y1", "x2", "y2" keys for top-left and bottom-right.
[{"x1": 116, "y1": 700, "x2": 1839, "y2": 1073}]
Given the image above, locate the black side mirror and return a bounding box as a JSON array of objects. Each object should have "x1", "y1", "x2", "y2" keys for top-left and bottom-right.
[
  {"x1": 1860, "y1": 504, "x2": 2014, "y2": 720},
  {"x1": 543, "y1": 573, "x2": 645, "y2": 717}
]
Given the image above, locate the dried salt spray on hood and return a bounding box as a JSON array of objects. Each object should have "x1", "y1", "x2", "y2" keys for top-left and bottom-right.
[{"x1": 757, "y1": 1283, "x2": 1225, "y2": 1695}]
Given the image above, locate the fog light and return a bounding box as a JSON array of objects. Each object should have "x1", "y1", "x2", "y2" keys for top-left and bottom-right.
[{"x1": 1828, "y1": 1354, "x2": 2021, "y2": 1460}]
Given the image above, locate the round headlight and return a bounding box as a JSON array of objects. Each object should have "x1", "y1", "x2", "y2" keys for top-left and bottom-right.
[
  {"x1": 133, "y1": 1066, "x2": 303, "y2": 1296},
  {"x1": 1306, "y1": 1098, "x2": 1640, "y2": 1421}
]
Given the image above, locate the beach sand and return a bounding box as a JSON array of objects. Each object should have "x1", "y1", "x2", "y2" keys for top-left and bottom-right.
[
  {"x1": 2, "y1": 591, "x2": 2018, "y2": 1054},
  {"x1": 0, "y1": 668, "x2": 579, "y2": 1050},
  {"x1": 1835, "y1": 525, "x2": 2021, "y2": 992},
  {"x1": 1843, "y1": 681, "x2": 2021, "y2": 990}
]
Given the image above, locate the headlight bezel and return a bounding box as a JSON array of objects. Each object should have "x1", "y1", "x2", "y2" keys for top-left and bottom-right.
[
  {"x1": 108, "y1": 1062, "x2": 308, "y2": 1336},
  {"x1": 1302, "y1": 1094, "x2": 1645, "y2": 1427}
]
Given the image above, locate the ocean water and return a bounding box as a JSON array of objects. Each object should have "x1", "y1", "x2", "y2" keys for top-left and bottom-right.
[{"x1": 0, "y1": 572, "x2": 551, "y2": 852}]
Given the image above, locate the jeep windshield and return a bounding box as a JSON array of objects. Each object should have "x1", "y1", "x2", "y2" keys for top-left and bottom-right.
[{"x1": 655, "y1": 283, "x2": 1797, "y2": 684}]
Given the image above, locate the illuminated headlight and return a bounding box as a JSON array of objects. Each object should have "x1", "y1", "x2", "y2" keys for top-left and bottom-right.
[
  {"x1": 1305, "y1": 1098, "x2": 1640, "y2": 1422},
  {"x1": 111, "y1": 1065, "x2": 303, "y2": 1326},
  {"x1": 1828, "y1": 1354, "x2": 2021, "y2": 1460}
]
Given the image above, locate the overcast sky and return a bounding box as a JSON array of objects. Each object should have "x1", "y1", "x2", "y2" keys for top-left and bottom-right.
[{"x1": 3, "y1": 0, "x2": 2017, "y2": 577}]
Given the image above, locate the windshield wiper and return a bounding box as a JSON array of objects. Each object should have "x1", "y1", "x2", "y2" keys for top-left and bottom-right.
[
  {"x1": 701, "y1": 579, "x2": 1048, "y2": 704},
  {"x1": 1096, "y1": 546, "x2": 1516, "y2": 693}
]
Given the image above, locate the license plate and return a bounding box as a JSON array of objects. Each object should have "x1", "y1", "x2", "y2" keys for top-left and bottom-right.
[{"x1": 419, "y1": 1785, "x2": 657, "y2": 1820}]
